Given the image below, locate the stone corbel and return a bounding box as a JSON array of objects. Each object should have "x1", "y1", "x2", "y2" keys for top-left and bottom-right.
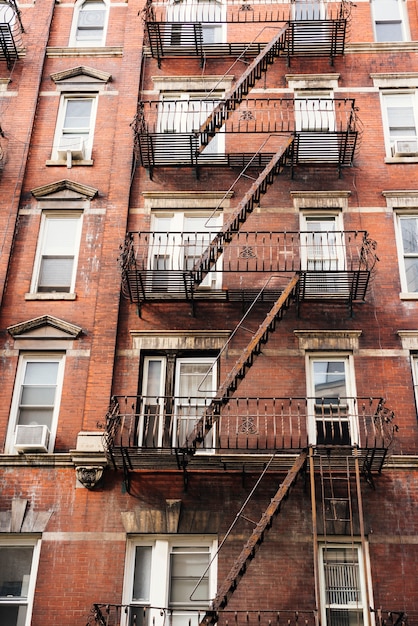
[{"x1": 76, "y1": 466, "x2": 104, "y2": 489}]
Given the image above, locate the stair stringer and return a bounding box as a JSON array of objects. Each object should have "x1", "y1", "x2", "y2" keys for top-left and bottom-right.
[
  {"x1": 201, "y1": 450, "x2": 308, "y2": 624},
  {"x1": 187, "y1": 274, "x2": 300, "y2": 450},
  {"x1": 192, "y1": 138, "x2": 294, "y2": 286},
  {"x1": 198, "y1": 24, "x2": 289, "y2": 148}
]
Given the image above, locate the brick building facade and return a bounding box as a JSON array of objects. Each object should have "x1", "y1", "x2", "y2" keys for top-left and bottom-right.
[{"x1": 1, "y1": 0, "x2": 418, "y2": 625}]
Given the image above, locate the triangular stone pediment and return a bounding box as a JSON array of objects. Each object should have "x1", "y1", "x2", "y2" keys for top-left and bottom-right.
[
  {"x1": 31, "y1": 179, "x2": 98, "y2": 200},
  {"x1": 8, "y1": 315, "x2": 82, "y2": 339},
  {"x1": 51, "y1": 66, "x2": 111, "y2": 85}
]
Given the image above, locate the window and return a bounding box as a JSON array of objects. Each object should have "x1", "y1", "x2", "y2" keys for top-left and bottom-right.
[
  {"x1": 381, "y1": 92, "x2": 418, "y2": 158},
  {"x1": 0, "y1": 539, "x2": 41, "y2": 626},
  {"x1": 307, "y1": 356, "x2": 357, "y2": 446},
  {"x1": 52, "y1": 95, "x2": 97, "y2": 162},
  {"x1": 31, "y1": 212, "x2": 82, "y2": 294},
  {"x1": 166, "y1": 0, "x2": 225, "y2": 45},
  {"x1": 319, "y1": 543, "x2": 369, "y2": 626},
  {"x1": 70, "y1": 0, "x2": 108, "y2": 46},
  {"x1": 6, "y1": 353, "x2": 65, "y2": 454},
  {"x1": 149, "y1": 211, "x2": 223, "y2": 291},
  {"x1": 372, "y1": 0, "x2": 408, "y2": 41},
  {"x1": 300, "y1": 213, "x2": 348, "y2": 295},
  {"x1": 158, "y1": 93, "x2": 224, "y2": 158},
  {"x1": 138, "y1": 353, "x2": 217, "y2": 448},
  {"x1": 125, "y1": 537, "x2": 217, "y2": 626},
  {"x1": 294, "y1": 91, "x2": 340, "y2": 163},
  {"x1": 396, "y1": 214, "x2": 418, "y2": 293}
]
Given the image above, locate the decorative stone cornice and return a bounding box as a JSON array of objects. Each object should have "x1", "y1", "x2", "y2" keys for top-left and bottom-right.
[
  {"x1": 51, "y1": 66, "x2": 112, "y2": 83},
  {"x1": 294, "y1": 330, "x2": 362, "y2": 352},
  {"x1": 8, "y1": 315, "x2": 83, "y2": 339},
  {"x1": 31, "y1": 179, "x2": 98, "y2": 199}
]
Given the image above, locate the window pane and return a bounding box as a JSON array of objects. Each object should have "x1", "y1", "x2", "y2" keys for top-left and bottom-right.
[
  {"x1": 401, "y1": 218, "x2": 418, "y2": 254},
  {"x1": 0, "y1": 547, "x2": 33, "y2": 597},
  {"x1": 43, "y1": 219, "x2": 79, "y2": 254},
  {"x1": 21, "y1": 385, "x2": 56, "y2": 406},
  {"x1": 64, "y1": 100, "x2": 93, "y2": 130},
  {"x1": 170, "y1": 548, "x2": 210, "y2": 605},
  {"x1": 17, "y1": 408, "x2": 54, "y2": 428},
  {"x1": 404, "y1": 258, "x2": 418, "y2": 292},
  {"x1": 0, "y1": 605, "x2": 28, "y2": 626},
  {"x1": 24, "y1": 362, "x2": 59, "y2": 385},
  {"x1": 38, "y1": 257, "x2": 74, "y2": 291},
  {"x1": 132, "y1": 547, "x2": 152, "y2": 602},
  {"x1": 375, "y1": 21, "x2": 403, "y2": 41},
  {"x1": 313, "y1": 361, "x2": 347, "y2": 398}
]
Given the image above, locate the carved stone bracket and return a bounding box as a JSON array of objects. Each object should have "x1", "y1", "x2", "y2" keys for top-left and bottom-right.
[{"x1": 76, "y1": 466, "x2": 104, "y2": 489}]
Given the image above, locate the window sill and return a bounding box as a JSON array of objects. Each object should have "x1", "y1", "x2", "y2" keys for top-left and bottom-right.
[
  {"x1": 25, "y1": 292, "x2": 76, "y2": 300},
  {"x1": 45, "y1": 159, "x2": 94, "y2": 167},
  {"x1": 400, "y1": 292, "x2": 418, "y2": 300},
  {"x1": 385, "y1": 156, "x2": 418, "y2": 164}
]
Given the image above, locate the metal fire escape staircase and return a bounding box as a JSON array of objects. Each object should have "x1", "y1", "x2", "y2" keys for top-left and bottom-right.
[
  {"x1": 202, "y1": 450, "x2": 308, "y2": 624},
  {"x1": 184, "y1": 273, "x2": 300, "y2": 454},
  {"x1": 197, "y1": 25, "x2": 289, "y2": 149}
]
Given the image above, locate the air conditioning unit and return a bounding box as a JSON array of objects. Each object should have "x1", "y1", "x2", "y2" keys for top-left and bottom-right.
[
  {"x1": 14, "y1": 425, "x2": 50, "y2": 453},
  {"x1": 57, "y1": 136, "x2": 86, "y2": 161},
  {"x1": 391, "y1": 138, "x2": 418, "y2": 157}
]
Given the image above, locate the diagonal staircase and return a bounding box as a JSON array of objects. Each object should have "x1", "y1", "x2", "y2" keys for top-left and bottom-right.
[
  {"x1": 187, "y1": 274, "x2": 300, "y2": 448},
  {"x1": 198, "y1": 25, "x2": 289, "y2": 148},
  {"x1": 191, "y1": 138, "x2": 294, "y2": 286},
  {"x1": 201, "y1": 450, "x2": 308, "y2": 623}
]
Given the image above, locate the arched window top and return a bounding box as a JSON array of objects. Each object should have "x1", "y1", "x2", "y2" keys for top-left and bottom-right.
[{"x1": 70, "y1": 0, "x2": 108, "y2": 47}]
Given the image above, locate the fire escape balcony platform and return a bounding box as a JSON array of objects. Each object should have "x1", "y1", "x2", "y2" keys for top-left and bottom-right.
[
  {"x1": 0, "y1": 1, "x2": 23, "y2": 69},
  {"x1": 104, "y1": 395, "x2": 396, "y2": 472},
  {"x1": 120, "y1": 230, "x2": 377, "y2": 305},
  {"x1": 135, "y1": 98, "x2": 358, "y2": 170},
  {"x1": 145, "y1": 19, "x2": 346, "y2": 62}
]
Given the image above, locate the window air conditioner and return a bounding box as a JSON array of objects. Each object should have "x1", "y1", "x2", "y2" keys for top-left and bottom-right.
[
  {"x1": 391, "y1": 138, "x2": 418, "y2": 157},
  {"x1": 14, "y1": 424, "x2": 50, "y2": 453},
  {"x1": 57, "y1": 136, "x2": 86, "y2": 162}
]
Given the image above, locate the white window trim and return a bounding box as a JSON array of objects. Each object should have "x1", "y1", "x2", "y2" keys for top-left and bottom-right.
[
  {"x1": 371, "y1": 0, "x2": 410, "y2": 42},
  {"x1": 5, "y1": 353, "x2": 66, "y2": 454},
  {"x1": 394, "y1": 211, "x2": 418, "y2": 296},
  {"x1": 0, "y1": 537, "x2": 42, "y2": 626},
  {"x1": 69, "y1": 0, "x2": 109, "y2": 47},
  {"x1": 30, "y1": 210, "x2": 83, "y2": 296},
  {"x1": 318, "y1": 541, "x2": 372, "y2": 626},
  {"x1": 305, "y1": 353, "x2": 357, "y2": 446},
  {"x1": 50, "y1": 93, "x2": 98, "y2": 164},
  {"x1": 150, "y1": 210, "x2": 223, "y2": 290},
  {"x1": 412, "y1": 354, "x2": 418, "y2": 413},
  {"x1": 380, "y1": 90, "x2": 418, "y2": 163},
  {"x1": 123, "y1": 536, "x2": 218, "y2": 626}
]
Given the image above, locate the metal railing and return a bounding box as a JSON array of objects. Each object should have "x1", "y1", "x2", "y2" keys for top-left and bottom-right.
[
  {"x1": 143, "y1": 0, "x2": 351, "y2": 23},
  {"x1": 135, "y1": 98, "x2": 357, "y2": 136},
  {"x1": 104, "y1": 396, "x2": 396, "y2": 453},
  {"x1": 87, "y1": 605, "x2": 318, "y2": 626},
  {"x1": 120, "y1": 230, "x2": 377, "y2": 275}
]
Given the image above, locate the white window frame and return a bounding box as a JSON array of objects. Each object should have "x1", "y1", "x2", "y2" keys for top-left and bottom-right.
[
  {"x1": 166, "y1": 0, "x2": 226, "y2": 45},
  {"x1": 138, "y1": 354, "x2": 217, "y2": 449},
  {"x1": 0, "y1": 537, "x2": 41, "y2": 626},
  {"x1": 5, "y1": 353, "x2": 66, "y2": 454},
  {"x1": 380, "y1": 91, "x2": 418, "y2": 160},
  {"x1": 30, "y1": 211, "x2": 83, "y2": 295},
  {"x1": 123, "y1": 536, "x2": 218, "y2": 626},
  {"x1": 69, "y1": 0, "x2": 109, "y2": 47},
  {"x1": 412, "y1": 354, "x2": 418, "y2": 413},
  {"x1": 371, "y1": 0, "x2": 409, "y2": 42},
  {"x1": 319, "y1": 542, "x2": 371, "y2": 626},
  {"x1": 394, "y1": 212, "x2": 418, "y2": 294},
  {"x1": 51, "y1": 94, "x2": 98, "y2": 162},
  {"x1": 306, "y1": 354, "x2": 357, "y2": 446},
  {"x1": 149, "y1": 211, "x2": 223, "y2": 290}
]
